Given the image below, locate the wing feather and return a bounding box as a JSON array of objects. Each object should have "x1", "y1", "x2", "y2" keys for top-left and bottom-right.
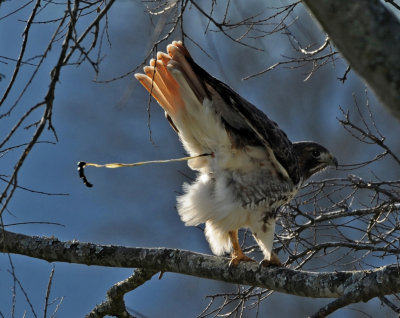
[{"x1": 182, "y1": 48, "x2": 300, "y2": 183}]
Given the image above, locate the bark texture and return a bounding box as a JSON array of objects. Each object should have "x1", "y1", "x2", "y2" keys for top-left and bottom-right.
[
  {"x1": 302, "y1": 0, "x2": 400, "y2": 120},
  {"x1": 1, "y1": 228, "x2": 400, "y2": 301}
]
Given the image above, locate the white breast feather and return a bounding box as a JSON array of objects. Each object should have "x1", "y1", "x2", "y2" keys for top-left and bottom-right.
[{"x1": 170, "y1": 65, "x2": 295, "y2": 258}]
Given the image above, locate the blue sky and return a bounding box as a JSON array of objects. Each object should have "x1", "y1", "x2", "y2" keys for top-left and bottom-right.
[{"x1": 1, "y1": 1, "x2": 400, "y2": 317}]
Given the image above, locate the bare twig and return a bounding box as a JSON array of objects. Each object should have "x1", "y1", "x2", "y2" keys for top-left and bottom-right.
[
  {"x1": 383, "y1": 0, "x2": 400, "y2": 11},
  {"x1": 7, "y1": 269, "x2": 38, "y2": 318},
  {"x1": 310, "y1": 293, "x2": 359, "y2": 318},
  {"x1": 0, "y1": 0, "x2": 42, "y2": 108},
  {"x1": 379, "y1": 296, "x2": 400, "y2": 314},
  {"x1": 43, "y1": 266, "x2": 55, "y2": 318},
  {"x1": 0, "y1": 0, "x2": 79, "y2": 216}
]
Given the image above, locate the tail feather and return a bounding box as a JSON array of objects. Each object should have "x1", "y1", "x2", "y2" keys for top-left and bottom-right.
[
  {"x1": 166, "y1": 43, "x2": 208, "y2": 101},
  {"x1": 135, "y1": 63, "x2": 184, "y2": 116},
  {"x1": 135, "y1": 73, "x2": 173, "y2": 113},
  {"x1": 143, "y1": 61, "x2": 183, "y2": 114},
  {"x1": 156, "y1": 51, "x2": 172, "y2": 65},
  {"x1": 135, "y1": 41, "x2": 209, "y2": 118}
]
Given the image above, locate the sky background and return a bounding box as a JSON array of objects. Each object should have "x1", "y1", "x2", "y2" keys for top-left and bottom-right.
[{"x1": 1, "y1": 1, "x2": 400, "y2": 317}]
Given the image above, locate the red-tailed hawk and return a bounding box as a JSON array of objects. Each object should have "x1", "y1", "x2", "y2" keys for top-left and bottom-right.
[{"x1": 135, "y1": 41, "x2": 337, "y2": 266}]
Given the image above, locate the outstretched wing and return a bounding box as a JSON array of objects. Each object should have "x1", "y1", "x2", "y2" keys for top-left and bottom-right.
[{"x1": 135, "y1": 41, "x2": 300, "y2": 184}]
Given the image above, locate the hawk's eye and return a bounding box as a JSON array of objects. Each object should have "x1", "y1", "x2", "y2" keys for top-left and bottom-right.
[{"x1": 311, "y1": 150, "x2": 320, "y2": 158}]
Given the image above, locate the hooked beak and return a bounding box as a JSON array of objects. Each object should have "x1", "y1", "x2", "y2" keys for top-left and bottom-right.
[{"x1": 327, "y1": 154, "x2": 338, "y2": 168}]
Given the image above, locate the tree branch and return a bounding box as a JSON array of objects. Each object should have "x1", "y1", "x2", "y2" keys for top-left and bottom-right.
[
  {"x1": 302, "y1": 0, "x2": 400, "y2": 120},
  {"x1": 0, "y1": 0, "x2": 79, "y2": 216},
  {"x1": 87, "y1": 268, "x2": 158, "y2": 318},
  {"x1": 310, "y1": 292, "x2": 361, "y2": 318},
  {"x1": 1, "y1": 228, "x2": 400, "y2": 302}
]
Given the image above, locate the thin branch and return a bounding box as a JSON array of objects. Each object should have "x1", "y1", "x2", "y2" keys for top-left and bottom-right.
[
  {"x1": 383, "y1": 0, "x2": 400, "y2": 11},
  {"x1": 63, "y1": 0, "x2": 116, "y2": 65},
  {"x1": 0, "y1": 0, "x2": 80, "y2": 217},
  {"x1": 86, "y1": 268, "x2": 158, "y2": 318},
  {"x1": 43, "y1": 266, "x2": 55, "y2": 318},
  {"x1": 310, "y1": 293, "x2": 359, "y2": 318},
  {"x1": 379, "y1": 296, "x2": 400, "y2": 314},
  {"x1": 0, "y1": 0, "x2": 42, "y2": 108},
  {"x1": 243, "y1": 52, "x2": 338, "y2": 80},
  {"x1": 7, "y1": 269, "x2": 38, "y2": 318},
  {"x1": 189, "y1": 0, "x2": 263, "y2": 51}
]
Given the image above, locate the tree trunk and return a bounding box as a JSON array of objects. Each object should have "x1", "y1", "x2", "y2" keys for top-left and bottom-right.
[{"x1": 303, "y1": 0, "x2": 400, "y2": 120}]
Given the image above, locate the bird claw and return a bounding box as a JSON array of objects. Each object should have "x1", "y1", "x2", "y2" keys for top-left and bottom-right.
[{"x1": 229, "y1": 254, "x2": 256, "y2": 267}]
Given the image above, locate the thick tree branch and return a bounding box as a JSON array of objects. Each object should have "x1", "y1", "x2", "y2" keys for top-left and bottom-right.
[
  {"x1": 302, "y1": 0, "x2": 400, "y2": 120},
  {"x1": 1, "y1": 228, "x2": 400, "y2": 302}
]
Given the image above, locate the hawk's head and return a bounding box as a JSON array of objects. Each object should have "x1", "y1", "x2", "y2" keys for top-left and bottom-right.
[{"x1": 293, "y1": 141, "x2": 338, "y2": 182}]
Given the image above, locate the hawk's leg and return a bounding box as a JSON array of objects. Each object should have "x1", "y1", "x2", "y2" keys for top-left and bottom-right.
[
  {"x1": 251, "y1": 216, "x2": 282, "y2": 267},
  {"x1": 260, "y1": 251, "x2": 282, "y2": 267},
  {"x1": 228, "y1": 230, "x2": 255, "y2": 266}
]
